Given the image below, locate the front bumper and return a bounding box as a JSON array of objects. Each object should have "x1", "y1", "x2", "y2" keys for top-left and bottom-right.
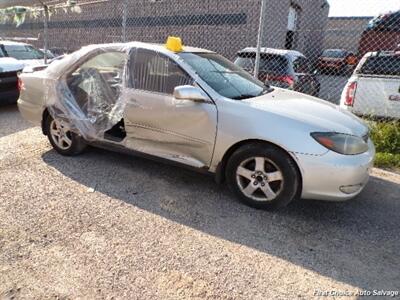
[{"x1": 293, "y1": 139, "x2": 375, "y2": 201}]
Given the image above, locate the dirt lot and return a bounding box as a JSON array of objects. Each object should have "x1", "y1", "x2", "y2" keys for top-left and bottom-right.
[{"x1": 1, "y1": 104, "x2": 399, "y2": 299}]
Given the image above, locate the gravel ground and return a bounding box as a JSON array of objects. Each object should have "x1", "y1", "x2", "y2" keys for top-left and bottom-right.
[{"x1": 1, "y1": 105, "x2": 400, "y2": 299}]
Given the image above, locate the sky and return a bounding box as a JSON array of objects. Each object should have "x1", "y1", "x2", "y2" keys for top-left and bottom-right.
[{"x1": 328, "y1": 0, "x2": 400, "y2": 17}]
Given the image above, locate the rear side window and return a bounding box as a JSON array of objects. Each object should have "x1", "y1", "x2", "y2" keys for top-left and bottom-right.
[
  {"x1": 260, "y1": 55, "x2": 289, "y2": 74},
  {"x1": 77, "y1": 52, "x2": 126, "y2": 71},
  {"x1": 360, "y1": 55, "x2": 400, "y2": 76},
  {"x1": 131, "y1": 48, "x2": 193, "y2": 94}
]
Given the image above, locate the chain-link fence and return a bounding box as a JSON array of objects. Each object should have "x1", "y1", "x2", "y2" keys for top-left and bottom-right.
[{"x1": 1, "y1": 0, "x2": 400, "y2": 119}]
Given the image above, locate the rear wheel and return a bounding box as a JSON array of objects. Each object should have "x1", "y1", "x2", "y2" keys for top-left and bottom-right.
[
  {"x1": 226, "y1": 143, "x2": 300, "y2": 210},
  {"x1": 45, "y1": 114, "x2": 86, "y2": 156}
]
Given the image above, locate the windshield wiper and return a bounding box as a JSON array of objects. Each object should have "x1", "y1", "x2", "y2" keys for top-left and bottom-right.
[
  {"x1": 258, "y1": 85, "x2": 274, "y2": 96},
  {"x1": 231, "y1": 94, "x2": 258, "y2": 100},
  {"x1": 231, "y1": 87, "x2": 274, "y2": 100}
]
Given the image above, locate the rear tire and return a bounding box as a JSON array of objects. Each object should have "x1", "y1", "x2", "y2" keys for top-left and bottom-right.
[
  {"x1": 226, "y1": 143, "x2": 300, "y2": 210},
  {"x1": 45, "y1": 114, "x2": 86, "y2": 156}
]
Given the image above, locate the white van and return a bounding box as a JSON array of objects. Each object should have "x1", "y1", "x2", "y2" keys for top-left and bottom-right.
[{"x1": 0, "y1": 40, "x2": 46, "y2": 103}]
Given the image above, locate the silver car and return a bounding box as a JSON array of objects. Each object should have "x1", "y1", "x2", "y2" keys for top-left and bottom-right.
[{"x1": 17, "y1": 41, "x2": 375, "y2": 210}]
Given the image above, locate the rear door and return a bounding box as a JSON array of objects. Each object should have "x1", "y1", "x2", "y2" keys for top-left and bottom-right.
[
  {"x1": 354, "y1": 54, "x2": 400, "y2": 119},
  {"x1": 123, "y1": 48, "x2": 218, "y2": 168}
]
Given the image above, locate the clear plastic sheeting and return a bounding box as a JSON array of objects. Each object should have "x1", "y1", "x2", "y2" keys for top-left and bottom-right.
[{"x1": 44, "y1": 45, "x2": 129, "y2": 141}]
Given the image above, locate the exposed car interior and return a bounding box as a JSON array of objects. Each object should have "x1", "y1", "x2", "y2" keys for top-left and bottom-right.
[
  {"x1": 131, "y1": 48, "x2": 193, "y2": 94},
  {"x1": 66, "y1": 51, "x2": 127, "y2": 141}
]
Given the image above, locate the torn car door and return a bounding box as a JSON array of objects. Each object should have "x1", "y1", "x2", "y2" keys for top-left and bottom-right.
[{"x1": 123, "y1": 48, "x2": 218, "y2": 168}]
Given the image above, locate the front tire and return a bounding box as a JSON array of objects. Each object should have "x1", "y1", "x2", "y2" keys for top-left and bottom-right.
[
  {"x1": 226, "y1": 143, "x2": 300, "y2": 210},
  {"x1": 45, "y1": 114, "x2": 86, "y2": 156}
]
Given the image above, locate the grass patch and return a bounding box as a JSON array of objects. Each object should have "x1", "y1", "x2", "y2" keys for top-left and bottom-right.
[
  {"x1": 366, "y1": 120, "x2": 400, "y2": 171},
  {"x1": 374, "y1": 153, "x2": 400, "y2": 169}
]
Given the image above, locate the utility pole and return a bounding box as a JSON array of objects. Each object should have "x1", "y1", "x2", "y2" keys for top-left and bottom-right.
[
  {"x1": 254, "y1": 0, "x2": 267, "y2": 78},
  {"x1": 122, "y1": 0, "x2": 127, "y2": 42},
  {"x1": 37, "y1": 0, "x2": 49, "y2": 64}
]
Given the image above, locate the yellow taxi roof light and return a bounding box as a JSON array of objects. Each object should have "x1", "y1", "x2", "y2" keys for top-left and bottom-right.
[{"x1": 165, "y1": 36, "x2": 184, "y2": 52}]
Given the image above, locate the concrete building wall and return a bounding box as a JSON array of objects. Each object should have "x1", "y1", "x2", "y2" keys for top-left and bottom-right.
[
  {"x1": 260, "y1": 0, "x2": 329, "y2": 59},
  {"x1": 0, "y1": 0, "x2": 329, "y2": 59},
  {"x1": 323, "y1": 16, "x2": 372, "y2": 54},
  {"x1": 262, "y1": 0, "x2": 291, "y2": 49},
  {"x1": 297, "y1": 0, "x2": 330, "y2": 58}
]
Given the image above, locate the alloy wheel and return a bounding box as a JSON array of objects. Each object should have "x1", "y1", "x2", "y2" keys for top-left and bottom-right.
[
  {"x1": 236, "y1": 156, "x2": 284, "y2": 202},
  {"x1": 50, "y1": 119, "x2": 73, "y2": 150}
]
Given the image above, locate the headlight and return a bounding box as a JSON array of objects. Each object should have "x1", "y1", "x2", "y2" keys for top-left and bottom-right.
[{"x1": 311, "y1": 132, "x2": 369, "y2": 155}]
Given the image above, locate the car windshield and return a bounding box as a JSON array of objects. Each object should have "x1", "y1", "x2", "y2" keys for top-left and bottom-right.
[
  {"x1": 3, "y1": 44, "x2": 44, "y2": 60},
  {"x1": 322, "y1": 50, "x2": 346, "y2": 58},
  {"x1": 180, "y1": 52, "x2": 270, "y2": 100},
  {"x1": 235, "y1": 53, "x2": 290, "y2": 75}
]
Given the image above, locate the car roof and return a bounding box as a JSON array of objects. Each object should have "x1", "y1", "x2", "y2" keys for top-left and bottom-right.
[
  {"x1": 363, "y1": 51, "x2": 400, "y2": 58},
  {"x1": 44, "y1": 41, "x2": 215, "y2": 78},
  {"x1": 0, "y1": 40, "x2": 31, "y2": 46},
  {"x1": 79, "y1": 41, "x2": 214, "y2": 55},
  {"x1": 238, "y1": 47, "x2": 305, "y2": 59}
]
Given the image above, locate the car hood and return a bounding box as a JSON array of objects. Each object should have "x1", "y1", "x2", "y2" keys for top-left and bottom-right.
[
  {"x1": 244, "y1": 88, "x2": 368, "y2": 137},
  {"x1": 0, "y1": 57, "x2": 24, "y2": 72}
]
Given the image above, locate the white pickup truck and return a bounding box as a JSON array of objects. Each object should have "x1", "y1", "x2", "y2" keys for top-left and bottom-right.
[
  {"x1": 340, "y1": 51, "x2": 400, "y2": 120},
  {"x1": 0, "y1": 41, "x2": 45, "y2": 103}
]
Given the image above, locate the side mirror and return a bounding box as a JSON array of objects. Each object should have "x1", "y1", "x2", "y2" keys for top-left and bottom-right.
[{"x1": 173, "y1": 85, "x2": 211, "y2": 103}]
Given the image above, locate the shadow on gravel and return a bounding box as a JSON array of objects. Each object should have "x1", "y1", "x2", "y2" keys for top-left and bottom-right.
[
  {"x1": 0, "y1": 104, "x2": 33, "y2": 138},
  {"x1": 42, "y1": 147, "x2": 400, "y2": 292}
]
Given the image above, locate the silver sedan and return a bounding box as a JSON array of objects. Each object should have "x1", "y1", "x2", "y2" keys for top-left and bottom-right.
[{"x1": 17, "y1": 41, "x2": 375, "y2": 210}]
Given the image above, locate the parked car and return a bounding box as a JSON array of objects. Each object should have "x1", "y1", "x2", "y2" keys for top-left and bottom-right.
[
  {"x1": 234, "y1": 48, "x2": 320, "y2": 97},
  {"x1": 0, "y1": 56, "x2": 24, "y2": 103},
  {"x1": 18, "y1": 39, "x2": 374, "y2": 210},
  {"x1": 318, "y1": 49, "x2": 358, "y2": 74},
  {"x1": 359, "y1": 10, "x2": 400, "y2": 57},
  {"x1": 49, "y1": 47, "x2": 70, "y2": 57},
  {"x1": 0, "y1": 40, "x2": 45, "y2": 103},
  {"x1": 40, "y1": 49, "x2": 56, "y2": 59},
  {"x1": 0, "y1": 41, "x2": 45, "y2": 65},
  {"x1": 340, "y1": 51, "x2": 400, "y2": 119}
]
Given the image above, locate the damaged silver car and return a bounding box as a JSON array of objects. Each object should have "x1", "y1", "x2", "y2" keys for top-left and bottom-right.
[{"x1": 18, "y1": 38, "x2": 375, "y2": 210}]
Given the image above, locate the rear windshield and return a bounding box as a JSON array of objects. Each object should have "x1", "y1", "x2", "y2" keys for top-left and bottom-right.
[
  {"x1": 3, "y1": 44, "x2": 44, "y2": 60},
  {"x1": 235, "y1": 53, "x2": 289, "y2": 75},
  {"x1": 322, "y1": 50, "x2": 346, "y2": 58},
  {"x1": 359, "y1": 55, "x2": 400, "y2": 76}
]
